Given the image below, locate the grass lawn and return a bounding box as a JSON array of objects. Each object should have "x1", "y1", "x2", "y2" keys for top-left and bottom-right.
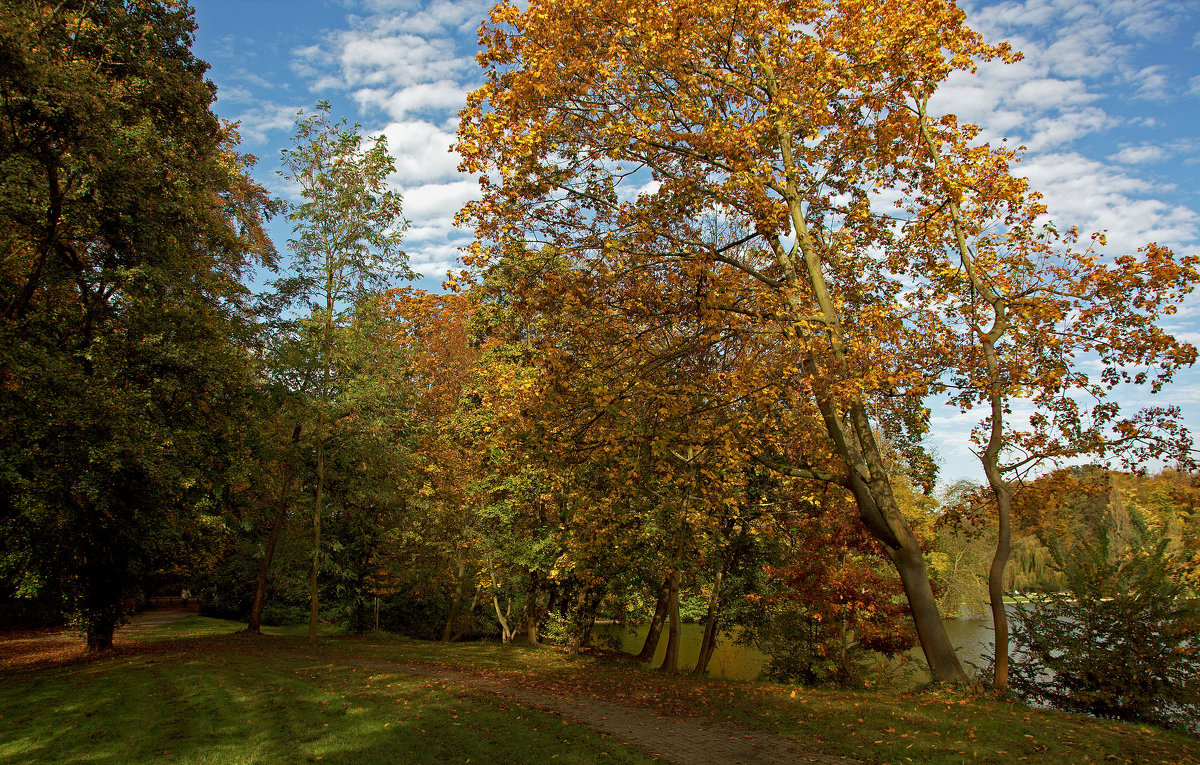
[
  {"x1": 0, "y1": 619, "x2": 652, "y2": 765},
  {"x1": 3, "y1": 615, "x2": 1199, "y2": 765},
  {"x1": 327, "y1": 632, "x2": 1200, "y2": 765}
]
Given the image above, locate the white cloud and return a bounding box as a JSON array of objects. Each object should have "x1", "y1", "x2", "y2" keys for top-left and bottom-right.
[
  {"x1": 1126, "y1": 64, "x2": 1171, "y2": 101},
  {"x1": 1010, "y1": 77, "x2": 1101, "y2": 108},
  {"x1": 286, "y1": 1, "x2": 492, "y2": 278},
  {"x1": 215, "y1": 84, "x2": 254, "y2": 104},
  {"x1": 379, "y1": 120, "x2": 461, "y2": 183},
  {"x1": 349, "y1": 0, "x2": 494, "y2": 35},
  {"x1": 356, "y1": 81, "x2": 471, "y2": 120},
  {"x1": 230, "y1": 103, "x2": 303, "y2": 145},
  {"x1": 1025, "y1": 106, "x2": 1114, "y2": 150},
  {"x1": 292, "y1": 5, "x2": 482, "y2": 94},
  {"x1": 1017, "y1": 152, "x2": 1199, "y2": 252},
  {"x1": 1108, "y1": 144, "x2": 1168, "y2": 164},
  {"x1": 397, "y1": 179, "x2": 478, "y2": 221}
]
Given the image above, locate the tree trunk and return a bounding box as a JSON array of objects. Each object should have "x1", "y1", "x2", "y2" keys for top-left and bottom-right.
[
  {"x1": 525, "y1": 573, "x2": 541, "y2": 644},
  {"x1": 888, "y1": 537, "x2": 965, "y2": 682},
  {"x1": 767, "y1": 101, "x2": 968, "y2": 684},
  {"x1": 85, "y1": 623, "x2": 114, "y2": 651},
  {"x1": 443, "y1": 560, "x2": 469, "y2": 642},
  {"x1": 247, "y1": 504, "x2": 286, "y2": 634},
  {"x1": 307, "y1": 423, "x2": 323, "y2": 647},
  {"x1": 636, "y1": 579, "x2": 670, "y2": 662},
  {"x1": 985, "y1": 464, "x2": 1012, "y2": 690},
  {"x1": 248, "y1": 425, "x2": 302, "y2": 634},
  {"x1": 841, "y1": 404, "x2": 967, "y2": 684},
  {"x1": 568, "y1": 585, "x2": 600, "y2": 655},
  {"x1": 694, "y1": 567, "x2": 724, "y2": 675},
  {"x1": 493, "y1": 594, "x2": 515, "y2": 643},
  {"x1": 659, "y1": 570, "x2": 681, "y2": 673},
  {"x1": 453, "y1": 583, "x2": 482, "y2": 642}
]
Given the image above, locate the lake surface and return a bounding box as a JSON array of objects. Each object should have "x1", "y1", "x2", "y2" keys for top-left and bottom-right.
[{"x1": 593, "y1": 613, "x2": 1004, "y2": 683}]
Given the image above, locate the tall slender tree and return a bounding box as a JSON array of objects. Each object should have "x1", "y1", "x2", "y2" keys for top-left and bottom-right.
[
  {"x1": 908, "y1": 91, "x2": 1197, "y2": 690},
  {"x1": 277, "y1": 102, "x2": 410, "y2": 645}
]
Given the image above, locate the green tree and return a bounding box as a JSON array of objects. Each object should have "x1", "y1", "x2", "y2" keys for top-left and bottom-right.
[
  {"x1": 277, "y1": 101, "x2": 410, "y2": 645},
  {"x1": 1008, "y1": 510, "x2": 1200, "y2": 731},
  {"x1": 0, "y1": 0, "x2": 275, "y2": 648}
]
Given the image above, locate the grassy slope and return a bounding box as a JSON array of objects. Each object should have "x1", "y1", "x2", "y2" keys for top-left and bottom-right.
[{"x1": 2, "y1": 616, "x2": 1198, "y2": 765}]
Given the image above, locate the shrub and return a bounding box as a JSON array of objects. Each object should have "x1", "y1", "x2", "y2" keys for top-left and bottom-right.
[{"x1": 1008, "y1": 515, "x2": 1200, "y2": 732}]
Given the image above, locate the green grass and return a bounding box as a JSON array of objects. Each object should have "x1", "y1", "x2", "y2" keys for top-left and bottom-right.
[
  {"x1": 4, "y1": 617, "x2": 1199, "y2": 765},
  {"x1": 327, "y1": 634, "x2": 1200, "y2": 765},
  {"x1": 122, "y1": 616, "x2": 336, "y2": 643},
  {"x1": 0, "y1": 622, "x2": 653, "y2": 765}
]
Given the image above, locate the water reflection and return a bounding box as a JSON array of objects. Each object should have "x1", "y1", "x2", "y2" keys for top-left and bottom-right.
[
  {"x1": 593, "y1": 622, "x2": 766, "y2": 680},
  {"x1": 594, "y1": 613, "x2": 1005, "y2": 683}
]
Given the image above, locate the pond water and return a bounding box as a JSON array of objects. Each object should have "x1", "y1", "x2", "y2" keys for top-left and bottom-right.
[{"x1": 593, "y1": 611, "x2": 1006, "y2": 683}]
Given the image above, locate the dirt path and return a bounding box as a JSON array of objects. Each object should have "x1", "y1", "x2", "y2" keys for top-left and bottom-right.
[
  {"x1": 333, "y1": 656, "x2": 861, "y2": 765},
  {"x1": 121, "y1": 607, "x2": 192, "y2": 632},
  {"x1": 0, "y1": 607, "x2": 192, "y2": 672}
]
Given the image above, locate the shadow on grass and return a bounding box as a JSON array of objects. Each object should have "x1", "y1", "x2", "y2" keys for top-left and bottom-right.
[{"x1": 0, "y1": 637, "x2": 653, "y2": 765}]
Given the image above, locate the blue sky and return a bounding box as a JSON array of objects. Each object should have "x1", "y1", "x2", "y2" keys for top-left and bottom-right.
[{"x1": 190, "y1": 0, "x2": 1200, "y2": 487}]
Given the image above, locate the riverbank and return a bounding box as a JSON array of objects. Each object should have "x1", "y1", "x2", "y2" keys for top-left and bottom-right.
[{"x1": 4, "y1": 616, "x2": 1198, "y2": 764}]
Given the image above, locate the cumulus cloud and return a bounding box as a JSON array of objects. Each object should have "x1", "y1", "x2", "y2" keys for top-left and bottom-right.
[
  {"x1": 1017, "y1": 152, "x2": 1198, "y2": 252},
  {"x1": 1108, "y1": 144, "x2": 1168, "y2": 164},
  {"x1": 355, "y1": 81, "x2": 471, "y2": 120},
  {"x1": 397, "y1": 180, "x2": 479, "y2": 221},
  {"x1": 377, "y1": 120, "x2": 461, "y2": 183},
  {"x1": 288, "y1": 1, "x2": 490, "y2": 275},
  {"x1": 230, "y1": 103, "x2": 303, "y2": 145}
]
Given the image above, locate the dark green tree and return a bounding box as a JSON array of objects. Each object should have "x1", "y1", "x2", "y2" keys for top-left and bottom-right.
[{"x1": 0, "y1": 0, "x2": 275, "y2": 648}]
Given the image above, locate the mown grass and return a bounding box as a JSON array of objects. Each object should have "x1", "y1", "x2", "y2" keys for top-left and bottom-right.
[
  {"x1": 4, "y1": 616, "x2": 1199, "y2": 765},
  {"x1": 327, "y1": 631, "x2": 1200, "y2": 765},
  {"x1": 0, "y1": 620, "x2": 653, "y2": 765}
]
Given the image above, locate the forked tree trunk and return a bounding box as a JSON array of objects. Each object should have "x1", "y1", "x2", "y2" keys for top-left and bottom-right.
[
  {"x1": 493, "y1": 594, "x2": 516, "y2": 643},
  {"x1": 694, "y1": 567, "x2": 724, "y2": 675},
  {"x1": 636, "y1": 579, "x2": 670, "y2": 662},
  {"x1": 659, "y1": 571, "x2": 681, "y2": 673}
]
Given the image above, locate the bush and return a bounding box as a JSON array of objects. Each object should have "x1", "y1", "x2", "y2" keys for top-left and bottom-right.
[{"x1": 1009, "y1": 515, "x2": 1200, "y2": 732}]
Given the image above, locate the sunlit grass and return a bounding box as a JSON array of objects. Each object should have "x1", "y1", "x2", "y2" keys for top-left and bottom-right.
[
  {"x1": 0, "y1": 634, "x2": 653, "y2": 765},
  {"x1": 4, "y1": 619, "x2": 1198, "y2": 765},
  {"x1": 328, "y1": 634, "x2": 1200, "y2": 765}
]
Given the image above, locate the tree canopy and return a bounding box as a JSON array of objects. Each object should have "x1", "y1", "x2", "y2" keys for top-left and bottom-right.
[{"x1": 0, "y1": 0, "x2": 275, "y2": 648}]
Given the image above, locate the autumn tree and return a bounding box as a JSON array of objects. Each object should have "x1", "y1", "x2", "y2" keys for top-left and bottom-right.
[
  {"x1": 743, "y1": 487, "x2": 918, "y2": 688},
  {"x1": 276, "y1": 103, "x2": 410, "y2": 644},
  {"x1": 0, "y1": 0, "x2": 275, "y2": 648},
  {"x1": 908, "y1": 91, "x2": 1198, "y2": 689},
  {"x1": 455, "y1": 0, "x2": 1032, "y2": 682}
]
